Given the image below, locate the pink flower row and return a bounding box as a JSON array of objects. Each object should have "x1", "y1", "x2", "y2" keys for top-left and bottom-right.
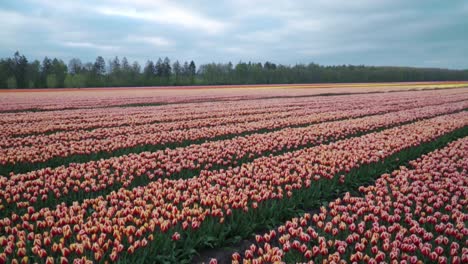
[
  {"x1": 0, "y1": 84, "x2": 450, "y2": 111},
  {"x1": 0, "y1": 112, "x2": 466, "y2": 262},
  {"x1": 0, "y1": 101, "x2": 465, "y2": 211},
  {"x1": 2, "y1": 94, "x2": 466, "y2": 165},
  {"x1": 0, "y1": 96, "x2": 323, "y2": 137},
  {"x1": 1, "y1": 90, "x2": 464, "y2": 138},
  {"x1": 1, "y1": 101, "x2": 356, "y2": 147},
  {"x1": 230, "y1": 137, "x2": 467, "y2": 263}
]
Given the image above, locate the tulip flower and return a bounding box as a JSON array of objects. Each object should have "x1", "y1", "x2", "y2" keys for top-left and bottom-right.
[
  {"x1": 0, "y1": 90, "x2": 466, "y2": 264},
  {"x1": 171, "y1": 232, "x2": 181, "y2": 241},
  {"x1": 228, "y1": 137, "x2": 468, "y2": 263}
]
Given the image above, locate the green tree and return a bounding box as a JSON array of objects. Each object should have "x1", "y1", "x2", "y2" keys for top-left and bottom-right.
[
  {"x1": 162, "y1": 57, "x2": 171, "y2": 84},
  {"x1": 41, "y1": 57, "x2": 52, "y2": 87},
  {"x1": 68, "y1": 58, "x2": 83, "y2": 75},
  {"x1": 155, "y1": 58, "x2": 163, "y2": 78},
  {"x1": 109, "y1": 56, "x2": 121, "y2": 86},
  {"x1": 173, "y1": 60, "x2": 181, "y2": 84},
  {"x1": 1, "y1": 52, "x2": 468, "y2": 88},
  {"x1": 7, "y1": 77, "x2": 17, "y2": 89},
  {"x1": 122, "y1": 57, "x2": 131, "y2": 72},
  {"x1": 235, "y1": 62, "x2": 248, "y2": 84},
  {"x1": 64, "y1": 74, "x2": 74, "y2": 88},
  {"x1": 90, "y1": 56, "x2": 106, "y2": 86},
  {"x1": 12, "y1": 51, "x2": 29, "y2": 88},
  {"x1": 143, "y1": 60, "x2": 156, "y2": 85},
  {"x1": 0, "y1": 59, "x2": 13, "y2": 88},
  {"x1": 93, "y1": 56, "x2": 106, "y2": 76},
  {"x1": 189, "y1": 60, "x2": 196, "y2": 84},
  {"x1": 46, "y1": 74, "x2": 58, "y2": 88},
  {"x1": 110, "y1": 56, "x2": 121, "y2": 74},
  {"x1": 51, "y1": 58, "x2": 68, "y2": 87},
  {"x1": 121, "y1": 57, "x2": 132, "y2": 86},
  {"x1": 27, "y1": 60, "x2": 41, "y2": 88},
  {"x1": 64, "y1": 74, "x2": 86, "y2": 88},
  {"x1": 130, "y1": 61, "x2": 141, "y2": 85}
]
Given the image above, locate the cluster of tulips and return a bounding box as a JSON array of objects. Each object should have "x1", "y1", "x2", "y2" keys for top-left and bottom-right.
[
  {"x1": 0, "y1": 112, "x2": 466, "y2": 263},
  {"x1": 1, "y1": 89, "x2": 435, "y2": 138},
  {"x1": 2, "y1": 90, "x2": 464, "y2": 138},
  {"x1": 1, "y1": 83, "x2": 455, "y2": 112},
  {"x1": 2, "y1": 93, "x2": 466, "y2": 166},
  {"x1": 1, "y1": 105, "x2": 341, "y2": 146},
  {"x1": 230, "y1": 137, "x2": 468, "y2": 263},
  {"x1": 0, "y1": 101, "x2": 466, "y2": 213},
  {"x1": 0, "y1": 96, "x2": 326, "y2": 137},
  {"x1": 0, "y1": 87, "x2": 246, "y2": 112}
]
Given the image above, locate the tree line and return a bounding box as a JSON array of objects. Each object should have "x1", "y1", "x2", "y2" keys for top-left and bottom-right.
[{"x1": 1, "y1": 51, "x2": 467, "y2": 89}]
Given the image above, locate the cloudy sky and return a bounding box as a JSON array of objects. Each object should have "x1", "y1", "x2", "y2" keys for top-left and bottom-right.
[{"x1": 1, "y1": 0, "x2": 467, "y2": 68}]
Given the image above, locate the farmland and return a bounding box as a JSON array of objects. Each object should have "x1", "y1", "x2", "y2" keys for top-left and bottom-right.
[{"x1": 0, "y1": 82, "x2": 467, "y2": 264}]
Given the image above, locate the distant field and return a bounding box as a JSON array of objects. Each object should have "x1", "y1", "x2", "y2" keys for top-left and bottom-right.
[
  {"x1": 0, "y1": 81, "x2": 467, "y2": 112},
  {"x1": 0, "y1": 83, "x2": 467, "y2": 263}
]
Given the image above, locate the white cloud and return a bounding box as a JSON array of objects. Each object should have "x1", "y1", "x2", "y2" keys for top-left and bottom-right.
[
  {"x1": 227, "y1": 0, "x2": 300, "y2": 19},
  {"x1": 0, "y1": 9, "x2": 50, "y2": 28},
  {"x1": 299, "y1": 43, "x2": 378, "y2": 56},
  {"x1": 304, "y1": 0, "x2": 400, "y2": 11},
  {"x1": 126, "y1": 36, "x2": 173, "y2": 47},
  {"x1": 0, "y1": 9, "x2": 54, "y2": 49},
  {"x1": 224, "y1": 47, "x2": 248, "y2": 54},
  {"x1": 236, "y1": 30, "x2": 282, "y2": 44},
  {"x1": 27, "y1": 0, "x2": 228, "y2": 34},
  {"x1": 62, "y1": 41, "x2": 120, "y2": 51},
  {"x1": 237, "y1": 18, "x2": 323, "y2": 44},
  {"x1": 93, "y1": 0, "x2": 228, "y2": 34}
]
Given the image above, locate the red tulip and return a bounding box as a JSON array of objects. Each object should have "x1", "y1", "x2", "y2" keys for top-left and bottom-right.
[
  {"x1": 171, "y1": 232, "x2": 181, "y2": 241},
  {"x1": 232, "y1": 252, "x2": 241, "y2": 261}
]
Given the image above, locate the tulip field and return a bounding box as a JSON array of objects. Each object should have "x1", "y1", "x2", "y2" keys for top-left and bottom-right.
[
  {"x1": 0, "y1": 83, "x2": 467, "y2": 264},
  {"x1": 231, "y1": 137, "x2": 468, "y2": 263}
]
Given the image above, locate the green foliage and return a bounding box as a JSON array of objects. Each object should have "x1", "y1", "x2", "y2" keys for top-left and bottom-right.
[
  {"x1": 93, "y1": 56, "x2": 106, "y2": 76},
  {"x1": 6, "y1": 76, "x2": 17, "y2": 89},
  {"x1": 1, "y1": 51, "x2": 468, "y2": 89},
  {"x1": 68, "y1": 58, "x2": 83, "y2": 75},
  {"x1": 46, "y1": 74, "x2": 58, "y2": 88},
  {"x1": 64, "y1": 74, "x2": 74, "y2": 88},
  {"x1": 51, "y1": 58, "x2": 68, "y2": 87},
  {"x1": 64, "y1": 74, "x2": 86, "y2": 88},
  {"x1": 12, "y1": 51, "x2": 28, "y2": 88},
  {"x1": 27, "y1": 60, "x2": 41, "y2": 88}
]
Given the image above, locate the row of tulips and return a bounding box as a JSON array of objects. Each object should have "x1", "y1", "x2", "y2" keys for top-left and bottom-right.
[
  {"x1": 0, "y1": 87, "x2": 254, "y2": 112},
  {"x1": 229, "y1": 137, "x2": 468, "y2": 264},
  {"x1": 4, "y1": 88, "x2": 462, "y2": 128},
  {"x1": 0, "y1": 100, "x2": 466, "y2": 215},
  {"x1": 1, "y1": 95, "x2": 331, "y2": 137},
  {"x1": 0, "y1": 83, "x2": 396, "y2": 118},
  {"x1": 1, "y1": 97, "x2": 378, "y2": 146},
  {"x1": 2, "y1": 90, "x2": 465, "y2": 138},
  {"x1": 0, "y1": 88, "x2": 294, "y2": 112},
  {"x1": 1, "y1": 83, "x2": 456, "y2": 112},
  {"x1": 2, "y1": 95, "x2": 466, "y2": 168},
  {"x1": 1, "y1": 107, "x2": 319, "y2": 145},
  {"x1": 0, "y1": 112, "x2": 466, "y2": 263},
  {"x1": 3, "y1": 89, "x2": 457, "y2": 143}
]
